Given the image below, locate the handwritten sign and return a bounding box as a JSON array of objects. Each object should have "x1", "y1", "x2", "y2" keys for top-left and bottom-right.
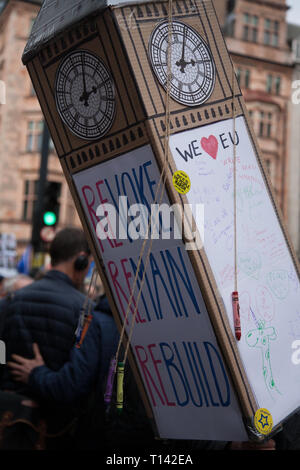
[
  {"x1": 170, "y1": 116, "x2": 300, "y2": 429},
  {"x1": 73, "y1": 144, "x2": 248, "y2": 441}
]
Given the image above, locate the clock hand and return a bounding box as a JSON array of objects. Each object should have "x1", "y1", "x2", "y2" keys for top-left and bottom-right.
[
  {"x1": 79, "y1": 54, "x2": 92, "y2": 107},
  {"x1": 181, "y1": 26, "x2": 186, "y2": 62},
  {"x1": 175, "y1": 57, "x2": 196, "y2": 72},
  {"x1": 80, "y1": 86, "x2": 97, "y2": 106},
  {"x1": 176, "y1": 27, "x2": 187, "y2": 73}
]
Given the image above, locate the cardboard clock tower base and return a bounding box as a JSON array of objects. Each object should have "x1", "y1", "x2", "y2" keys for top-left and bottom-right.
[{"x1": 23, "y1": 0, "x2": 300, "y2": 442}]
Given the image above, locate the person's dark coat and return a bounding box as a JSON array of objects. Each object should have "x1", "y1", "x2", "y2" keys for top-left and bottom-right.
[{"x1": 0, "y1": 270, "x2": 86, "y2": 395}]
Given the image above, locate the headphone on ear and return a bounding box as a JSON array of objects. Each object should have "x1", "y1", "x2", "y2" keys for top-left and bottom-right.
[{"x1": 74, "y1": 254, "x2": 89, "y2": 271}]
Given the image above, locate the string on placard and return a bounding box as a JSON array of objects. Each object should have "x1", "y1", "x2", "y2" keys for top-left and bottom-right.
[
  {"x1": 231, "y1": 63, "x2": 241, "y2": 342},
  {"x1": 75, "y1": 267, "x2": 98, "y2": 349},
  {"x1": 104, "y1": 0, "x2": 174, "y2": 415}
]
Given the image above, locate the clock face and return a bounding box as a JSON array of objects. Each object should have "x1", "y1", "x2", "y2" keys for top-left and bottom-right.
[
  {"x1": 55, "y1": 50, "x2": 116, "y2": 140},
  {"x1": 148, "y1": 21, "x2": 216, "y2": 107}
]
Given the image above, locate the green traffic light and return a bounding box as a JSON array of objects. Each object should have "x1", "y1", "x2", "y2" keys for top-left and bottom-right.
[{"x1": 43, "y1": 211, "x2": 56, "y2": 226}]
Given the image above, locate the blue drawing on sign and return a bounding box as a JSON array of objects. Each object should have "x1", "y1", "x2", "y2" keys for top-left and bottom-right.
[{"x1": 258, "y1": 413, "x2": 270, "y2": 429}]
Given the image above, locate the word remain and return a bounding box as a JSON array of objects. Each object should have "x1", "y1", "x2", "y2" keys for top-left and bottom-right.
[
  {"x1": 135, "y1": 340, "x2": 230, "y2": 408},
  {"x1": 95, "y1": 197, "x2": 204, "y2": 251},
  {"x1": 108, "y1": 246, "x2": 201, "y2": 324}
]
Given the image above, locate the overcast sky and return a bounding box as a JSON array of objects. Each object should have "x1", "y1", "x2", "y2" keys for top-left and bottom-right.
[{"x1": 287, "y1": 0, "x2": 300, "y2": 25}]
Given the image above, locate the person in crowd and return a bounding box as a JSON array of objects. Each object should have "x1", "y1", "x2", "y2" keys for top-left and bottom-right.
[
  {"x1": 0, "y1": 275, "x2": 5, "y2": 298},
  {"x1": 0, "y1": 274, "x2": 34, "y2": 342},
  {"x1": 0, "y1": 227, "x2": 93, "y2": 443},
  {"x1": 2, "y1": 274, "x2": 33, "y2": 295}
]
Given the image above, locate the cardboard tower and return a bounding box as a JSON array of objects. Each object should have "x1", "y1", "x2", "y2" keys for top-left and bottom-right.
[{"x1": 23, "y1": 0, "x2": 300, "y2": 441}]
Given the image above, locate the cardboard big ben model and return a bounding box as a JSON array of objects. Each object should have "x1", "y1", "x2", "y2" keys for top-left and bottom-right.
[{"x1": 23, "y1": 0, "x2": 300, "y2": 441}]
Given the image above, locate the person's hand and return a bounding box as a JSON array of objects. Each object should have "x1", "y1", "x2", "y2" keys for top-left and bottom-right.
[
  {"x1": 229, "y1": 439, "x2": 276, "y2": 450},
  {"x1": 7, "y1": 343, "x2": 45, "y2": 384}
]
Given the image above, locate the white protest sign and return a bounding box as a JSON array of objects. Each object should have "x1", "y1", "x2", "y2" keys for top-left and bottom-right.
[
  {"x1": 73, "y1": 144, "x2": 248, "y2": 441},
  {"x1": 169, "y1": 116, "x2": 300, "y2": 429}
]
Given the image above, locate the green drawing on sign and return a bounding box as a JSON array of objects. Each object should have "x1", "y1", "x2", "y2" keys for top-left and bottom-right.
[
  {"x1": 246, "y1": 320, "x2": 281, "y2": 398},
  {"x1": 238, "y1": 249, "x2": 261, "y2": 280},
  {"x1": 267, "y1": 270, "x2": 289, "y2": 300}
]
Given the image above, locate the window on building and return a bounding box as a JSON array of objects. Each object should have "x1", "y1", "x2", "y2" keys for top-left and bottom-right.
[
  {"x1": 26, "y1": 120, "x2": 43, "y2": 152},
  {"x1": 264, "y1": 18, "x2": 279, "y2": 46},
  {"x1": 29, "y1": 17, "x2": 36, "y2": 35},
  {"x1": 244, "y1": 69, "x2": 250, "y2": 88},
  {"x1": 275, "y1": 76, "x2": 281, "y2": 95},
  {"x1": 29, "y1": 83, "x2": 36, "y2": 96},
  {"x1": 265, "y1": 159, "x2": 271, "y2": 175},
  {"x1": 226, "y1": 14, "x2": 235, "y2": 38},
  {"x1": 236, "y1": 67, "x2": 251, "y2": 89},
  {"x1": 259, "y1": 111, "x2": 273, "y2": 138},
  {"x1": 49, "y1": 138, "x2": 55, "y2": 152},
  {"x1": 22, "y1": 180, "x2": 38, "y2": 222},
  {"x1": 266, "y1": 74, "x2": 273, "y2": 93},
  {"x1": 242, "y1": 13, "x2": 259, "y2": 42},
  {"x1": 266, "y1": 74, "x2": 281, "y2": 95}
]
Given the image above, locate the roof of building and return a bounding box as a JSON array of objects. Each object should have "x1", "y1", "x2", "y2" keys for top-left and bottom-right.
[{"x1": 22, "y1": 0, "x2": 164, "y2": 64}]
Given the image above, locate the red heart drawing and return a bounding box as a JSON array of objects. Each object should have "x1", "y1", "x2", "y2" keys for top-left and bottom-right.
[{"x1": 201, "y1": 135, "x2": 218, "y2": 160}]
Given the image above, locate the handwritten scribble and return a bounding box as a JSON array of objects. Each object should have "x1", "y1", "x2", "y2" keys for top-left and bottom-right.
[
  {"x1": 238, "y1": 249, "x2": 261, "y2": 280},
  {"x1": 239, "y1": 291, "x2": 251, "y2": 323},
  {"x1": 256, "y1": 286, "x2": 275, "y2": 322},
  {"x1": 267, "y1": 270, "x2": 289, "y2": 300}
]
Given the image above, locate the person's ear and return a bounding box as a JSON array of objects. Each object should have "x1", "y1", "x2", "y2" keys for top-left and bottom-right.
[{"x1": 74, "y1": 252, "x2": 89, "y2": 271}]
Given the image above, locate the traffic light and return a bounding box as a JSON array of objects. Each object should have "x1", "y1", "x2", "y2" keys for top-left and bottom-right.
[{"x1": 42, "y1": 182, "x2": 61, "y2": 227}]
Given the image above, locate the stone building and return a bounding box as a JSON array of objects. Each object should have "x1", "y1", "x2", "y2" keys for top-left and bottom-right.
[
  {"x1": 0, "y1": 0, "x2": 79, "y2": 255},
  {"x1": 287, "y1": 22, "x2": 300, "y2": 257},
  {"x1": 214, "y1": 0, "x2": 293, "y2": 223}
]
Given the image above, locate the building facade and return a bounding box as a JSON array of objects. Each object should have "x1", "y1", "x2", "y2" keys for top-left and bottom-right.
[
  {"x1": 287, "y1": 23, "x2": 300, "y2": 257},
  {"x1": 215, "y1": 0, "x2": 293, "y2": 224},
  {"x1": 0, "y1": 0, "x2": 79, "y2": 256}
]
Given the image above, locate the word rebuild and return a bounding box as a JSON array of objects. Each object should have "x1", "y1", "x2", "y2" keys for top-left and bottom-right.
[{"x1": 135, "y1": 340, "x2": 230, "y2": 408}]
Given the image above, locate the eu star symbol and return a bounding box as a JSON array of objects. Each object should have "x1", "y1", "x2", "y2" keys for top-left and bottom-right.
[{"x1": 258, "y1": 413, "x2": 269, "y2": 428}]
